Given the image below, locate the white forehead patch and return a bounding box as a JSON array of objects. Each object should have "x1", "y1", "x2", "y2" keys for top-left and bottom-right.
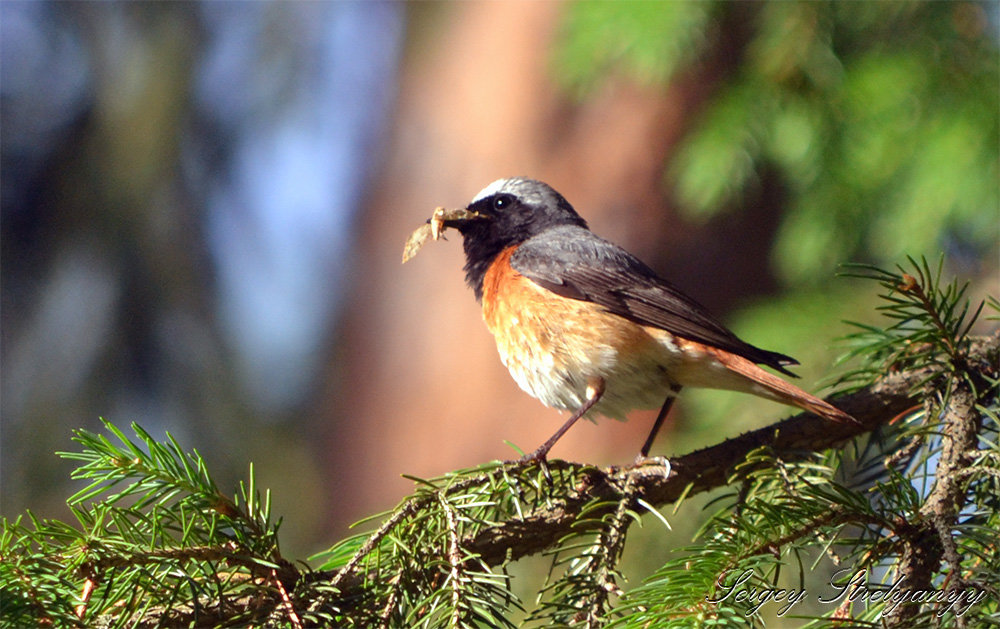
[
  {"x1": 470, "y1": 177, "x2": 550, "y2": 206},
  {"x1": 471, "y1": 178, "x2": 514, "y2": 203}
]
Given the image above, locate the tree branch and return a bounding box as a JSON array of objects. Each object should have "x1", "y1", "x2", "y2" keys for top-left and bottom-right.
[
  {"x1": 127, "y1": 333, "x2": 998, "y2": 626},
  {"x1": 465, "y1": 350, "x2": 945, "y2": 565},
  {"x1": 320, "y1": 333, "x2": 997, "y2": 609},
  {"x1": 884, "y1": 348, "x2": 992, "y2": 626}
]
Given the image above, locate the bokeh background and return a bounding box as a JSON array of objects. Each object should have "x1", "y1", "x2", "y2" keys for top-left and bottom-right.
[{"x1": 3, "y1": 0, "x2": 997, "y2": 598}]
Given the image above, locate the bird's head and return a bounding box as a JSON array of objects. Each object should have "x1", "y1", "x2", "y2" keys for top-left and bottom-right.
[{"x1": 443, "y1": 178, "x2": 588, "y2": 297}]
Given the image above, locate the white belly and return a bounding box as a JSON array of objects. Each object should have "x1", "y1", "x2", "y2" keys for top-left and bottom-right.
[{"x1": 488, "y1": 300, "x2": 684, "y2": 421}]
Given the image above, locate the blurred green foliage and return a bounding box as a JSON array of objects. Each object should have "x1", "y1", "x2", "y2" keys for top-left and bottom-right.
[
  {"x1": 555, "y1": 1, "x2": 716, "y2": 92},
  {"x1": 556, "y1": 0, "x2": 998, "y2": 285}
]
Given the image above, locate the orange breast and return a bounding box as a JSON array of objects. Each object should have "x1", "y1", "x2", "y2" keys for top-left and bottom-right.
[{"x1": 480, "y1": 247, "x2": 681, "y2": 419}]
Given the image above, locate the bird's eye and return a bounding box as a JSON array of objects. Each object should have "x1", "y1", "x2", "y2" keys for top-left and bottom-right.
[{"x1": 493, "y1": 194, "x2": 513, "y2": 211}]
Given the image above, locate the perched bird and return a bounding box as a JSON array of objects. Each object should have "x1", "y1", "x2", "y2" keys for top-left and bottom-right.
[{"x1": 438, "y1": 177, "x2": 854, "y2": 461}]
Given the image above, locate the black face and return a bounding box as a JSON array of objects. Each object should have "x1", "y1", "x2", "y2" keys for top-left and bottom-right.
[{"x1": 450, "y1": 178, "x2": 588, "y2": 299}]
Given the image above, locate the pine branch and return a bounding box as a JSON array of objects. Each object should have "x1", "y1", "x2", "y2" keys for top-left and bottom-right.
[
  {"x1": 5, "y1": 259, "x2": 995, "y2": 627},
  {"x1": 884, "y1": 373, "x2": 985, "y2": 627},
  {"x1": 468, "y1": 342, "x2": 985, "y2": 566},
  {"x1": 319, "y1": 331, "x2": 998, "y2": 615},
  {"x1": 9, "y1": 331, "x2": 993, "y2": 627}
]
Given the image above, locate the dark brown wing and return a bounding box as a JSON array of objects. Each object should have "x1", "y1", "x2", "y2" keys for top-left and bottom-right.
[{"x1": 510, "y1": 225, "x2": 799, "y2": 376}]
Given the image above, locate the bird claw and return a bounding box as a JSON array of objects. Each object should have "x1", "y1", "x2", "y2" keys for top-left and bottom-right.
[
  {"x1": 632, "y1": 454, "x2": 671, "y2": 477},
  {"x1": 517, "y1": 450, "x2": 553, "y2": 485}
]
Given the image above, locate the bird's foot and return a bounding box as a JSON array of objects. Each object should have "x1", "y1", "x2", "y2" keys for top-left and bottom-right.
[
  {"x1": 632, "y1": 454, "x2": 671, "y2": 477},
  {"x1": 515, "y1": 449, "x2": 553, "y2": 485}
]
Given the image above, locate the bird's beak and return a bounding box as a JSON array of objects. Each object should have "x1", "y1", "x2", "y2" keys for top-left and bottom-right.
[
  {"x1": 428, "y1": 207, "x2": 487, "y2": 238},
  {"x1": 443, "y1": 207, "x2": 487, "y2": 226}
]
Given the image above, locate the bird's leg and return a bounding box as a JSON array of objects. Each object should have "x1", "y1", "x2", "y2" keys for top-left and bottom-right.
[
  {"x1": 637, "y1": 384, "x2": 682, "y2": 461},
  {"x1": 521, "y1": 377, "x2": 605, "y2": 464}
]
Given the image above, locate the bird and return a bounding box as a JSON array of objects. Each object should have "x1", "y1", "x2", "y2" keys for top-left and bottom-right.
[{"x1": 437, "y1": 177, "x2": 854, "y2": 462}]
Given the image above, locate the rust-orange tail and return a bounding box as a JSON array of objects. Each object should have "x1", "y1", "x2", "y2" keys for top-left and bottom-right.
[{"x1": 710, "y1": 348, "x2": 856, "y2": 423}]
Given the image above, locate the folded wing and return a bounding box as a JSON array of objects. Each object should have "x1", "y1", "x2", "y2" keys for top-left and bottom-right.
[{"x1": 510, "y1": 225, "x2": 799, "y2": 376}]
